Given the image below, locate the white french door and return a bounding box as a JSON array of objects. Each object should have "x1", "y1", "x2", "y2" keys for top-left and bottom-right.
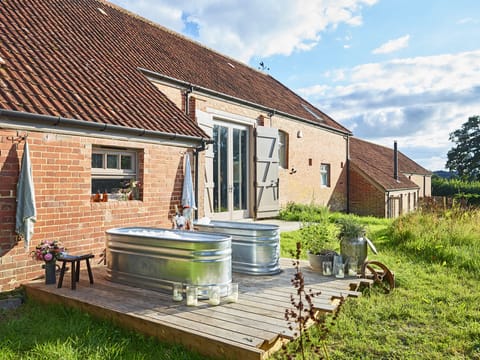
[{"x1": 212, "y1": 121, "x2": 249, "y2": 219}]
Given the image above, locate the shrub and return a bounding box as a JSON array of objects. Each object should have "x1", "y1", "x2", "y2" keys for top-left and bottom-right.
[{"x1": 298, "y1": 205, "x2": 339, "y2": 255}]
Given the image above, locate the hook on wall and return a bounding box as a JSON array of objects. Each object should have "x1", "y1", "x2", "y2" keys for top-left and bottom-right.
[
  {"x1": 179, "y1": 147, "x2": 196, "y2": 156},
  {"x1": 7, "y1": 131, "x2": 28, "y2": 143}
]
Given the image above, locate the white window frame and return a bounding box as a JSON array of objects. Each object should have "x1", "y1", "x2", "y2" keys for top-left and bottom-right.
[
  {"x1": 91, "y1": 148, "x2": 137, "y2": 177},
  {"x1": 278, "y1": 130, "x2": 288, "y2": 169},
  {"x1": 320, "y1": 163, "x2": 331, "y2": 188},
  {"x1": 91, "y1": 147, "x2": 138, "y2": 195}
]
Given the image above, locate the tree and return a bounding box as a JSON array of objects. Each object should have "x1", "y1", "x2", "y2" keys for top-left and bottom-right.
[{"x1": 446, "y1": 115, "x2": 480, "y2": 181}]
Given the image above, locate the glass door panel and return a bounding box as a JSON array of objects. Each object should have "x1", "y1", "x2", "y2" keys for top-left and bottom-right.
[
  {"x1": 213, "y1": 125, "x2": 229, "y2": 213},
  {"x1": 233, "y1": 128, "x2": 247, "y2": 211},
  {"x1": 212, "y1": 122, "x2": 249, "y2": 219}
]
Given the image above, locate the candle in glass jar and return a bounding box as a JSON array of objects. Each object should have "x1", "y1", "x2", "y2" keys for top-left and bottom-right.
[
  {"x1": 225, "y1": 283, "x2": 239, "y2": 303},
  {"x1": 208, "y1": 286, "x2": 220, "y2": 306},
  {"x1": 172, "y1": 282, "x2": 183, "y2": 302},
  {"x1": 186, "y1": 285, "x2": 198, "y2": 306}
]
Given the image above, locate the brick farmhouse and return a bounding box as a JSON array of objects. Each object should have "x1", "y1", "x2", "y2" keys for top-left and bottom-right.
[{"x1": 0, "y1": 0, "x2": 431, "y2": 291}]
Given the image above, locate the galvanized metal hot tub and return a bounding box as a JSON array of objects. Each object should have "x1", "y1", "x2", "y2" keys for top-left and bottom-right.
[
  {"x1": 194, "y1": 220, "x2": 281, "y2": 275},
  {"x1": 105, "y1": 227, "x2": 232, "y2": 294}
]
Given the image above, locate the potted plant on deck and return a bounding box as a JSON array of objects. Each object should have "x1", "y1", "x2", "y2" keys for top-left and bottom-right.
[
  {"x1": 337, "y1": 216, "x2": 370, "y2": 273},
  {"x1": 301, "y1": 213, "x2": 340, "y2": 274},
  {"x1": 31, "y1": 240, "x2": 65, "y2": 285}
]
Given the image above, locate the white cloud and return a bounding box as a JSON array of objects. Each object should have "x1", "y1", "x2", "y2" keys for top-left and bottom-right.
[
  {"x1": 299, "y1": 50, "x2": 480, "y2": 170},
  {"x1": 109, "y1": 0, "x2": 185, "y2": 32},
  {"x1": 372, "y1": 34, "x2": 410, "y2": 55},
  {"x1": 457, "y1": 17, "x2": 479, "y2": 25},
  {"x1": 110, "y1": 0, "x2": 378, "y2": 62}
]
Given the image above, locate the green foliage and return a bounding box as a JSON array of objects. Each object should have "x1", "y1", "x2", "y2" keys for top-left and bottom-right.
[
  {"x1": 300, "y1": 222, "x2": 339, "y2": 255},
  {"x1": 0, "y1": 301, "x2": 208, "y2": 360},
  {"x1": 299, "y1": 205, "x2": 339, "y2": 255},
  {"x1": 279, "y1": 202, "x2": 331, "y2": 222},
  {"x1": 432, "y1": 174, "x2": 480, "y2": 196},
  {"x1": 446, "y1": 115, "x2": 480, "y2": 181},
  {"x1": 280, "y1": 205, "x2": 388, "y2": 259},
  {"x1": 389, "y1": 206, "x2": 480, "y2": 275},
  {"x1": 336, "y1": 216, "x2": 367, "y2": 240}
]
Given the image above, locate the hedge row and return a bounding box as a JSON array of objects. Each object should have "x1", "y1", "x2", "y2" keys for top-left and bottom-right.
[{"x1": 432, "y1": 176, "x2": 480, "y2": 196}]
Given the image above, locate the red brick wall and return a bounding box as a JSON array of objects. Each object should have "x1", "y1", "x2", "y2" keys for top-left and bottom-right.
[
  {"x1": 0, "y1": 129, "x2": 188, "y2": 292},
  {"x1": 349, "y1": 166, "x2": 386, "y2": 217}
]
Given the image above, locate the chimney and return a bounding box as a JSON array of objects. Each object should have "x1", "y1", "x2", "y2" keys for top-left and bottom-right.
[{"x1": 393, "y1": 141, "x2": 399, "y2": 181}]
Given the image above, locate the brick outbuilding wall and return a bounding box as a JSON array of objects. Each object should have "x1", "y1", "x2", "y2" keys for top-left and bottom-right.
[
  {"x1": 0, "y1": 129, "x2": 189, "y2": 291},
  {"x1": 349, "y1": 166, "x2": 386, "y2": 218}
]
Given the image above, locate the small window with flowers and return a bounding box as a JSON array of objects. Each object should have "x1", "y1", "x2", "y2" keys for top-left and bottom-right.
[{"x1": 91, "y1": 147, "x2": 141, "y2": 201}]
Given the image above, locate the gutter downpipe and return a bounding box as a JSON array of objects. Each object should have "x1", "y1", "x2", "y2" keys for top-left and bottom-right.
[
  {"x1": 386, "y1": 191, "x2": 390, "y2": 218},
  {"x1": 184, "y1": 86, "x2": 193, "y2": 116},
  {"x1": 346, "y1": 135, "x2": 350, "y2": 214},
  {"x1": 180, "y1": 84, "x2": 211, "y2": 220},
  {"x1": 192, "y1": 139, "x2": 214, "y2": 220},
  {"x1": 393, "y1": 140, "x2": 399, "y2": 181}
]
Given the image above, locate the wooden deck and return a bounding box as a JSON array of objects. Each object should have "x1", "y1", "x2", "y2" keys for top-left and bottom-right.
[{"x1": 24, "y1": 258, "x2": 371, "y2": 360}]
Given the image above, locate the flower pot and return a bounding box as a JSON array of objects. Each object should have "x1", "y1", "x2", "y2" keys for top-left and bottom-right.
[
  {"x1": 340, "y1": 236, "x2": 367, "y2": 272},
  {"x1": 44, "y1": 260, "x2": 56, "y2": 285}
]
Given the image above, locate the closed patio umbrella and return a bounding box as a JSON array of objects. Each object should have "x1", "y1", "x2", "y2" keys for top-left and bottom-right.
[
  {"x1": 15, "y1": 141, "x2": 36, "y2": 249},
  {"x1": 182, "y1": 153, "x2": 196, "y2": 229}
]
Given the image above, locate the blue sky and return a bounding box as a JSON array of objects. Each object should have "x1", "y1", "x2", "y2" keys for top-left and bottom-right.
[{"x1": 109, "y1": 0, "x2": 480, "y2": 171}]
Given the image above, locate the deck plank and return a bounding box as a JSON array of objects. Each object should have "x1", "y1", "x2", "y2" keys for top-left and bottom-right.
[{"x1": 24, "y1": 258, "x2": 369, "y2": 360}]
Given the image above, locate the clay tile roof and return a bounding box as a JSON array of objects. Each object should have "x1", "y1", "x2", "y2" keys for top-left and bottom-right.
[
  {"x1": 350, "y1": 137, "x2": 431, "y2": 191},
  {"x1": 0, "y1": 0, "x2": 349, "y2": 137}
]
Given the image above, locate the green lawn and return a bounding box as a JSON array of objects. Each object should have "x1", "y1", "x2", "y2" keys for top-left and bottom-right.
[{"x1": 0, "y1": 299, "x2": 208, "y2": 360}]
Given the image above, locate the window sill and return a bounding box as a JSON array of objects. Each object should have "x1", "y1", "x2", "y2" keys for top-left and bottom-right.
[{"x1": 91, "y1": 195, "x2": 141, "y2": 203}]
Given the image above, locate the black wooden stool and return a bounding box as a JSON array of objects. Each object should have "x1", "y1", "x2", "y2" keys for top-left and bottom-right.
[{"x1": 57, "y1": 254, "x2": 94, "y2": 290}]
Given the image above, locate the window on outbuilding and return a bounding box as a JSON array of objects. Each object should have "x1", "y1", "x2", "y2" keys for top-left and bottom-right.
[
  {"x1": 278, "y1": 130, "x2": 288, "y2": 169},
  {"x1": 91, "y1": 147, "x2": 139, "y2": 198},
  {"x1": 320, "y1": 163, "x2": 330, "y2": 187}
]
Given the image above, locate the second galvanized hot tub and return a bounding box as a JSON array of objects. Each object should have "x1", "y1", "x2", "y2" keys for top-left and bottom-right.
[
  {"x1": 105, "y1": 227, "x2": 232, "y2": 294},
  {"x1": 194, "y1": 220, "x2": 281, "y2": 275}
]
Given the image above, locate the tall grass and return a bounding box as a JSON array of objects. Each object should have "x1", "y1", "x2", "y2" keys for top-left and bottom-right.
[{"x1": 389, "y1": 206, "x2": 480, "y2": 276}]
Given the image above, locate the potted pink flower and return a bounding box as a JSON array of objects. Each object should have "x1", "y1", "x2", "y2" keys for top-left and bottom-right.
[
  {"x1": 31, "y1": 240, "x2": 65, "y2": 285},
  {"x1": 31, "y1": 240, "x2": 65, "y2": 262}
]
